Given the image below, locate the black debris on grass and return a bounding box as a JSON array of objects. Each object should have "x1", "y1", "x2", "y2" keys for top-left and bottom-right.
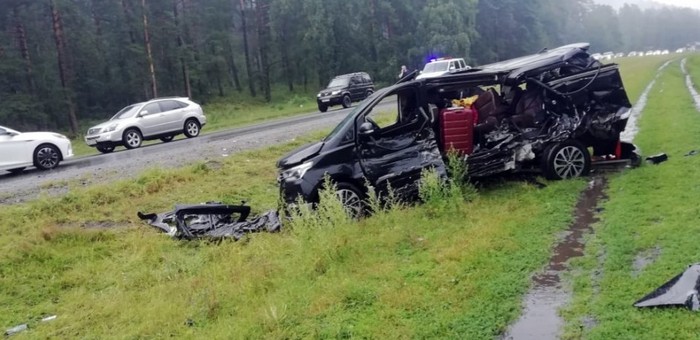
[{"x1": 138, "y1": 202, "x2": 280, "y2": 240}]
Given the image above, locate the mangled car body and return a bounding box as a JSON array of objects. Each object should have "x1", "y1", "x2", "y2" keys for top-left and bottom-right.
[
  {"x1": 277, "y1": 43, "x2": 637, "y2": 210},
  {"x1": 138, "y1": 203, "x2": 280, "y2": 240}
]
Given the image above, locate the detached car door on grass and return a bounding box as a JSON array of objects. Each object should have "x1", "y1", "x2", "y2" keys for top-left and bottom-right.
[{"x1": 356, "y1": 88, "x2": 446, "y2": 198}]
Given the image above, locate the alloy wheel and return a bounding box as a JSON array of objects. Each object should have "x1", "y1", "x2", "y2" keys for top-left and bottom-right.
[
  {"x1": 336, "y1": 188, "x2": 362, "y2": 218},
  {"x1": 553, "y1": 146, "x2": 586, "y2": 178},
  {"x1": 36, "y1": 146, "x2": 59, "y2": 169},
  {"x1": 186, "y1": 121, "x2": 199, "y2": 136},
  {"x1": 126, "y1": 131, "x2": 141, "y2": 148}
]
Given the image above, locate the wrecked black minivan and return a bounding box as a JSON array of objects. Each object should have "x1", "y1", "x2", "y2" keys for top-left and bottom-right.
[{"x1": 277, "y1": 43, "x2": 638, "y2": 212}]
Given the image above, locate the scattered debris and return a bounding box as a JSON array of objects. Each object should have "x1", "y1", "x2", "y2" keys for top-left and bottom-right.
[
  {"x1": 685, "y1": 150, "x2": 697, "y2": 157},
  {"x1": 5, "y1": 324, "x2": 28, "y2": 336},
  {"x1": 645, "y1": 153, "x2": 668, "y2": 164},
  {"x1": 138, "y1": 203, "x2": 280, "y2": 240},
  {"x1": 41, "y1": 315, "x2": 57, "y2": 322},
  {"x1": 184, "y1": 319, "x2": 195, "y2": 327},
  {"x1": 634, "y1": 263, "x2": 700, "y2": 311}
]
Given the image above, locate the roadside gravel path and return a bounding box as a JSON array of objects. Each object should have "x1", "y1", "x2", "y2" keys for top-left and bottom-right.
[{"x1": 0, "y1": 103, "x2": 388, "y2": 205}]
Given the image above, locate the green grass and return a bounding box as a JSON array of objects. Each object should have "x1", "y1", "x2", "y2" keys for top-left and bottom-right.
[
  {"x1": 614, "y1": 55, "x2": 678, "y2": 102},
  {"x1": 0, "y1": 123, "x2": 592, "y2": 338},
  {"x1": 687, "y1": 54, "x2": 700, "y2": 87},
  {"x1": 70, "y1": 87, "x2": 319, "y2": 157},
  {"x1": 562, "y1": 61, "x2": 700, "y2": 339},
  {"x1": 1, "y1": 55, "x2": 686, "y2": 338}
]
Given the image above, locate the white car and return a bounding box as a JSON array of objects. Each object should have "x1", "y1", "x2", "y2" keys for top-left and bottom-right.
[
  {"x1": 416, "y1": 58, "x2": 471, "y2": 80},
  {"x1": 0, "y1": 125, "x2": 73, "y2": 173},
  {"x1": 85, "y1": 97, "x2": 206, "y2": 153}
]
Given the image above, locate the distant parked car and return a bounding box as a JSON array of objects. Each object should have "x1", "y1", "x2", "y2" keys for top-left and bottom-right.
[
  {"x1": 316, "y1": 72, "x2": 375, "y2": 112},
  {"x1": 85, "y1": 97, "x2": 206, "y2": 153},
  {"x1": 416, "y1": 58, "x2": 471, "y2": 80},
  {"x1": 0, "y1": 125, "x2": 73, "y2": 173}
]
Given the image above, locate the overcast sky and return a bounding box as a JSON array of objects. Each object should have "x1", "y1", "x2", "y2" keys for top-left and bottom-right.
[{"x1": 656, "y1": 0, "x2": 700, "y2": 9}]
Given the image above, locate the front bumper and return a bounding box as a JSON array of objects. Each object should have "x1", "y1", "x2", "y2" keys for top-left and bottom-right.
[
  {"x1": 279, "y1": 176, "x2": 317, "y2": 205},
  {"x1": 84, "y1": 130, "x2": 122, "y2": 146},
  {"x1": 317, "y1": 95, "x2": 343, "y2": 106}
]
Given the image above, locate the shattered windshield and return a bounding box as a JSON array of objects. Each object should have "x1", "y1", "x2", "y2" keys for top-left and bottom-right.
[{"x1": 423, "y1": 61, "x2": 449, "y2": 73}]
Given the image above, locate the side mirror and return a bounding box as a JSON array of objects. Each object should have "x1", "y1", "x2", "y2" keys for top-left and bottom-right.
[
  {"x1": 139, "y1": 110, "x2": 148, "y2": 117},
  {"x1": 358, "y1": 122, "x2": 375, "y2": 136}
]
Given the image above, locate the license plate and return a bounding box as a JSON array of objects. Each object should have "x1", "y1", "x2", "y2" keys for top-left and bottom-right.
[
  {"x1": 86, "y1": 139, "x2": 97, "y2": 146},
  {"x1": 322, "y1": 99, "x2": 330, "y2": 103}
]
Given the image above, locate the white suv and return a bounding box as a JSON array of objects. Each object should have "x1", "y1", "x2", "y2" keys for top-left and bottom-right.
[
  {"x1": 416, "y1": 58, "x2": 471, "y2": 80},
  {"x1": 85, "y1": 97, "x2": 206, "y2": 153}
]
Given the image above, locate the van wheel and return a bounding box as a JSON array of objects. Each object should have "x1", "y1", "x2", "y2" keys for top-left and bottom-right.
[
  {"x1": 542, "y1": 140, "x2": 591, "y2": 180},
  {"x1": 335, "y1": 182, "x2": 364, "y2": 218},
  {"x1": 342, "y1": 95, "x2": 352, "y2": 108},
  {"x1": 123, "y1": 129, "x2": 143, "y2": 149},
  {"x1": 184, "y1": 119, "x2": 201, "y2": 138},
  {"x1": 318, "y1": 104, "x2": 328, "y2": 112}
]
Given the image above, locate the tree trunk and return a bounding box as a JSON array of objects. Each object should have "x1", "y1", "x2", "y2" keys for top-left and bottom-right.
[
  {"x1": 49, "y1": 0, "x2": 79, "y2": 136},
  {"x1": 254, "y1": 0, "x2": 271, "y2": 101},
  {"x1": 13, "y1": 7, "x2": 35, "y2": 94},
  {"x1": 142, "y1": 0, "x2": 157, "y2": 98},
  {"x1": 226, "y1": 40, "x2": 242, "y2": 91},
  {"x1": 173, "y1": 0, "x2": 191, "y2": 98},
  {"x1": 278, "y1": 17, "x2": 293, "y2": 92},
  {"x1": 239, "y1": 0, "x2": 256, "y2": 97},
  {"x1": 120, "y1": 0, "x2": 137, "y2": 44}
]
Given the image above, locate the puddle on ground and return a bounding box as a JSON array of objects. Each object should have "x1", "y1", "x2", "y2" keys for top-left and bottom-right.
[
  {"x1": 502, "y1": 176, "x2": 608, "y2": 340},
  {"x1": 620, "y1": 60, "x2": 672, "y2": 142},
  {"x1": 632, "y1": 246, "x2": 662, "y2": 278},
  {"x1": 680, "y1": 58, "x2": 700, "y2": 112}
]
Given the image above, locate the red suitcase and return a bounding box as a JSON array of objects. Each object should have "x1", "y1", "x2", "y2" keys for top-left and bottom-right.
[{"x1": 439, "y1": 107, "x2": 475, "y2": 155}]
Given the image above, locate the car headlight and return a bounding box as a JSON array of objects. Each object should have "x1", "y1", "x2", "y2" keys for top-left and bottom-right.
[
  {"x1": 280, "y1": 161, "x2": 313, "y2": 181},
  {"x1": 105, "y1": 123, "x2": 119, "y2": 132},
  {"x1": 317, "y1": 93, "x2": 322, "y2": 98},
  {"x1": 331, "y1": 90, "x2": 341, "y2": 95}
]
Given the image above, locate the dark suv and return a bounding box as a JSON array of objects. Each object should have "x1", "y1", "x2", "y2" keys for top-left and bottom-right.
[
  {"x1": 281, "y1": 43, "x2": 638, "y2": 213},
  {"x1": 316, "y1": 72, "x2": 375, "y2": 112}
]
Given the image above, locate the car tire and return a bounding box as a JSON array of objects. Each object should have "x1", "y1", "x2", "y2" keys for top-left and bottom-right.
[
  {"x1": 8, "y1": 167, "x2": 25, "y2": 175},
  {"x1": 365, "y1": 89, "x2": 374, "y2": 99},
  {"x1": 96, "y1": 145, "x2": 115, "y2": 154},
  {"x1": 33, "y1": 144, "x2": 61, "y2": 170},
  {"x1": 123, "y1": 128, "x2": 143, "y2": 149},
  {"x1": 318, "y1": 104, "x2": 328, "y2": 113},
  {"x1": 341, "y1": 95, "x2": 352, "y2": 108},
  {"x1": 184, "y1": 119, "x2": 201, "y2": 138},
  {"x1": 334, "y1": 182, "x2": 364, "y2": 218},
  {"x1": 542, "y1": 140, "x2": 591, "y2": 180},
  {"x1": 160, "y1": 135, "x2": 174, "y2": 143}
]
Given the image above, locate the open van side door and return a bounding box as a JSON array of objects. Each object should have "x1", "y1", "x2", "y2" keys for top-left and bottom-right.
[{"x1": 355, "y1": 88, "x2": 446, "y2": 200}]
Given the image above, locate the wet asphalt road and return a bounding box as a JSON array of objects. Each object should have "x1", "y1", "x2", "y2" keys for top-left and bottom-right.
[{"x1": 0, "y1": 102, "x2": 392, "y2": 205}]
